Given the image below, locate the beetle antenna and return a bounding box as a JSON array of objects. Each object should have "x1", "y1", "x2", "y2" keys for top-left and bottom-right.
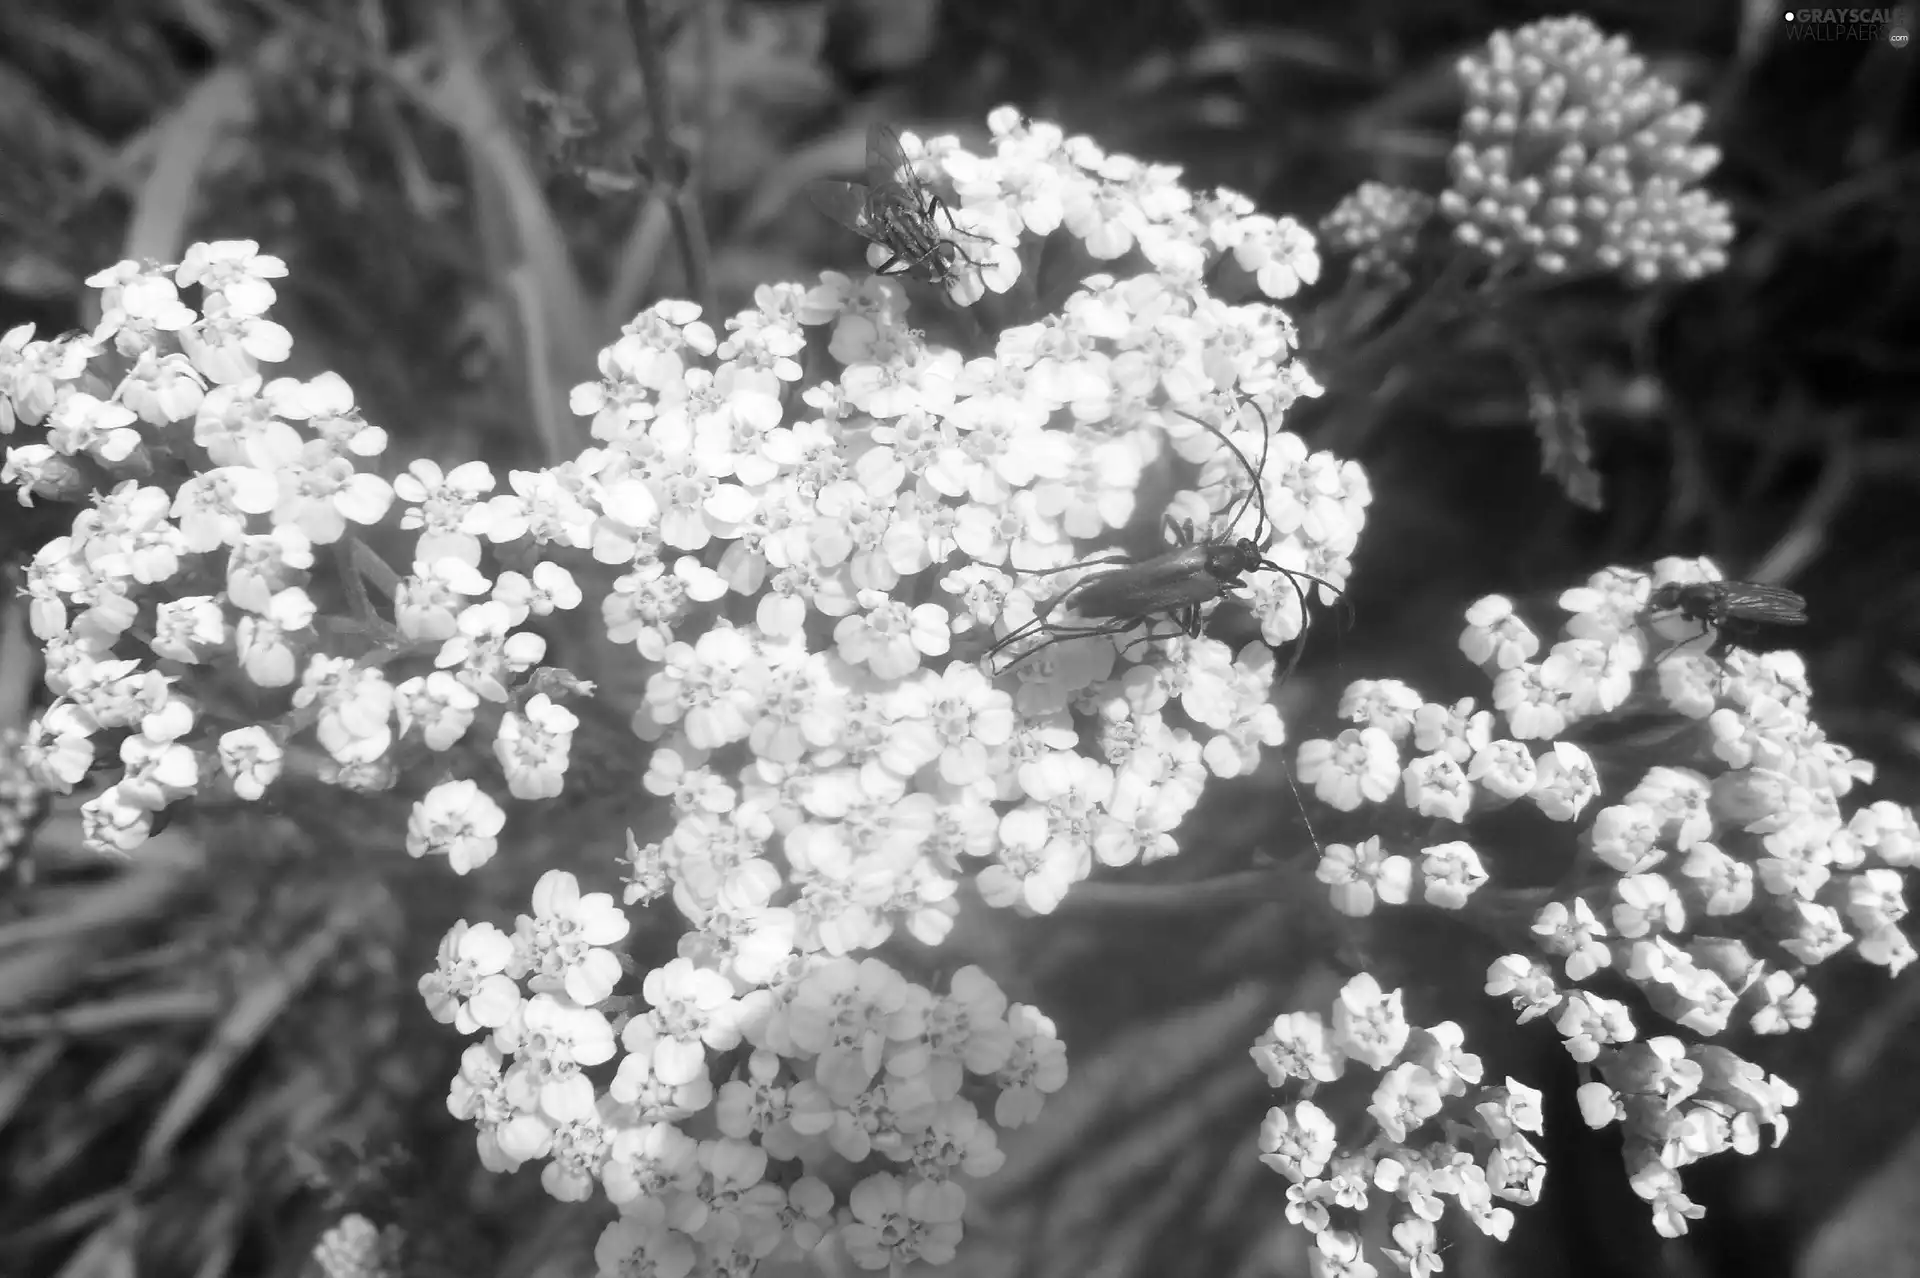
[
  {"x1": 1172, "y1": 402, "x2": 1273, "y2": 545},
  {"x1": 1272, "y1": 571, "x2": 1314, "y2": 691},
  {"x1": 1283, "y1": 760, "x2": 1324, "y2": 859},
  {"x1": 1239, "y1": 397, "x2": 1275, "y2": 549}
]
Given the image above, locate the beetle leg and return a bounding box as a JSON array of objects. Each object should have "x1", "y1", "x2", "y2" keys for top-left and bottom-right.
[
  {"x1": 986, "y1": 605, "x2": 1152, "y2": 673},
  {"x1": 1016, "y1": 551, "x2": 1136, "y2": 580},
  {"x1": 996, "y1": 604, "x2": 1225, "y2": 672},
  {"x1": 1114, "y1": 617, "x2": 1187, "y2": 660},
  {"x1": 982, "y1": 610, "x2": 1059, "y2": 664},
  {"x1": 990, "y1": 622, "x2": 1110, "y2": 673}
]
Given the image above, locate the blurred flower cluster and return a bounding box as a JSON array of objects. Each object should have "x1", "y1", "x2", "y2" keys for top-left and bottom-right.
[
  {"x1": 1441, "y1": 14, "x2": 1735, "y2": 283},
  {"x1": 311, "y1": 1213, "x2": 403, "y2": 1278},
  {"x1": 1318, "y1": 183, "x2": 1437, "y2": 288},
  {"x1": 2, "y1": 104, "x2": 1362, "y2": 1272},
  {"x1": 1260, "y1": 556, "x2": 1911, "y2": 1269},
  {"x1": 0, "y1": 725, "x2": 47, "y2": 869}
]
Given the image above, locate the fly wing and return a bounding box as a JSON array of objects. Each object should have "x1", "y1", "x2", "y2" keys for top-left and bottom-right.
[
  {"x1": 808, "y1": 179, "x2": 884, "y2": 242},
  {"x1": 1716, "y1": 582, "x2": 1809, "y2": 624},
  {"x1": 861, "y1": 122, "x2": 934, "y2": 237},
  {"x1": 865, "y1": 122, "x2": 917, "y2": 193}
]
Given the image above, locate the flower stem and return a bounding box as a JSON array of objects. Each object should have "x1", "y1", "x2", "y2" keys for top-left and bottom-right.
[{"x1": 624, "y1": 0, "x2": 715, "y2": 315}]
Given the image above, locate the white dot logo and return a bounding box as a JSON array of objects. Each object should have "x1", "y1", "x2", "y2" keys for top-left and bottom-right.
[{"x1": 1784, "y1": 9, "x2": 1796, "y2": 18}]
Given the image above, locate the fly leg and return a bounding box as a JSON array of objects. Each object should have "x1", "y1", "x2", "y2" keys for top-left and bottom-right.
[
  {"x1": 1648, "y1": 617, "x2": 1714, "y2": 664},
  {"x1": 924, "y1": 195, "x2": 992, "y2": 270},
  {"x1": 870, "y1": 249, "x2": 918, "y2": 277}
]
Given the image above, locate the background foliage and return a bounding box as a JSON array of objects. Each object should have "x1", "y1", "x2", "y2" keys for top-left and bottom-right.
[{"x1": 1, "y1": 0, "x2": 1916, "y2": 1275}]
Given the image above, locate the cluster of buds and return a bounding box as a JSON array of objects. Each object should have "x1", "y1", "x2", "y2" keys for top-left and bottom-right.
[
  {"x1": 1318, "y1": 183, "x2": 1437, "y2": 287},
  {"x1": 1263, "y1": 556, "x2": 1911, "y2": 1264},
  {"x1": 1439, "y1": 15, "x2": 1735, "y2": 284},
  {"x1": 3, "y1": 105, "x2": 1363, "y2": 1272}
]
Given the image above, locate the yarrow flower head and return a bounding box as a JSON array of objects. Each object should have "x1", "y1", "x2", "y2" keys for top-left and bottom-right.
[
  {"x1": 1441, "y1": 15, "x2": 1735, "y2": 283},
  {"x1": 1270, "y1": 554, "x2": 1911, "y2": 1262},
  {"x1": 2, "y1": 109, "x2": 1371, "y2": 1277}
]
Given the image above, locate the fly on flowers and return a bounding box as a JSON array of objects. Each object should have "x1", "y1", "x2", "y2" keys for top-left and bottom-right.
[
  {"x1": 985, "y1": 399, "x2": 1344, "y2": 686},
  {"x1": 1645, "y1": 579, "x2": 1807, "y2": 658},
  {"x1": 809, "y1": 122, "x2": 993, "y2": 297}
]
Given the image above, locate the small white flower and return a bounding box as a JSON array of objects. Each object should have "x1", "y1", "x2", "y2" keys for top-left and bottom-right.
[{"x1": 406, "y1": 779, "x2": 506, "y2": 874}]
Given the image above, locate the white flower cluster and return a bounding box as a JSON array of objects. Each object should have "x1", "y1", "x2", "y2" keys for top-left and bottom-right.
[
  {"x1": 2, "y1": 108, "x2": 1369, "y2": 1275},
  {"x1": 420, "y1": 870, "x2": 1065, "y2": 1272},
  {"x1": 1254, "y1": 972, "x2": 1535, "y2": 1278},
  {"x1": 589, "y1": 113, "x2": 1361, "y2": 949},
  {"x1": 3, "y1": 242, "x2": 413, "y2": 850},
  {"x1": 1277, "y1": 556, "x2": 1913, "y2": 1256},
  {"x1": 310, "y1": 1212, "x2": 401, "y2": 1278}
]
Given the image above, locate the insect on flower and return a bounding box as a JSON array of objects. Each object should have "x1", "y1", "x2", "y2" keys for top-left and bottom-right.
[
  {"x1": 809, "y1": 122, "x2": 990, "y2": 292},
  {"x1": 1646, "y1": 579, "x2": 1807, "y2": 656},
  {"x1": 985, "y1": 404, "x2": 1342, "y2": 683}
]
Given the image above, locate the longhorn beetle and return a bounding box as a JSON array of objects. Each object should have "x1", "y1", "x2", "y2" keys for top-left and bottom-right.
[
  {"x1": 984, "y1": 402, "x2": 1343, "y2": 684},
  {"x1": 809, "y1": 122, "x2": 990, "y2": 292},
  {"x1": 1646, "y1": 579, "x2": 1807, "y2": 657}
]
